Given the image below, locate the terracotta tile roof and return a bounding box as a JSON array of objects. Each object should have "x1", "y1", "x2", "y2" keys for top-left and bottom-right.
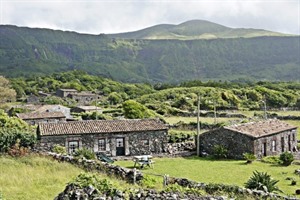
[
  {"x1": 38, "y1": 118, "x2": 168, "y2": 136},
  {"x1": 17, "y1": 111, "x2": 66, "y2": 120},
  {"x1": 224, "y1": 119, "x2": 297, "y2": 138}
]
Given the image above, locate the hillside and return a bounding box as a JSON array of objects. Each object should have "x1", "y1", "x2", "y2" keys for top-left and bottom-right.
[
  {"x1": 0, "y1": 24, "x2": 299, "y2": 83},
  {"x1": 109, "y1": 20, "x2": 292, "y2": 40}
]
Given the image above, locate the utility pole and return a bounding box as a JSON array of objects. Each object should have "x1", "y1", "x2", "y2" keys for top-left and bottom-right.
[
  {"x1": 197, "y1": 94, "x2": 200, "y2": 156},
  {"x1": 213, "y1": 100, "x2": 217, "y2": 124},
  {"x1": 95, "y1": 102, "x2": 98, "y2": 120},
  {"x1": 263, "y1": 97, "x2": 267, "y2": 120}
]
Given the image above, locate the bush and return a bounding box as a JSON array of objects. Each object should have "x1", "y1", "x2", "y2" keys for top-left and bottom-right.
[
  {"x1": 243, "y1": 153, "x2": 256, "y2": 164},
  {"x1": 0, "y1": 128, "x2": 36, "y2": 152},
  {"x1": 7, "y1": 139, "x2": 29, "y2": 157},
  {"x1": 213, "y1": 145, "x2": 228, "y2": 159},
  {"x1": 74, "y1": 148, "x2": 96, "y2": 160},
  {"x1": 141, "y1": 175, "x2": 159, "y2": 189},
  {"x1": 71, "y1": 173, "x2": 116, "y2": 196},
  {"x1": 279, "y1": 152, "x2": 294, "y2": 166},
  {"x1": 245, "y1": 171, "x2": 281, "y2": 193},
  {"x1": 261, "y1": 156, "x2": 280, "y2": 164},
  {"x1": 52, "y1": 144, "x2": 67, "y2": 155}
]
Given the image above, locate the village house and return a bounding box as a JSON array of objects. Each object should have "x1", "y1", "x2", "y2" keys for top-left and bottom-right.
[
  {"x1": 68, "y1": 92, "x2": 100, "y2": 105},
  {"x1": 17, "y1": 111, "x2": 66, "y2": 125},
  {"x1": 37, "y1": 118, "x2": 168, "y2": 156},
  {"x1": 71, "y1": 106, "x2": 101, "y2": 114},
  {"x1": 34, "y1": 104, "x2": 72, "y2": 119},
  {"x1": 56, "y1": 88, "x2": 78, "y2": 98},
  {"x1": 199, "y1": 119, "x2": 297, "y2": 159}
]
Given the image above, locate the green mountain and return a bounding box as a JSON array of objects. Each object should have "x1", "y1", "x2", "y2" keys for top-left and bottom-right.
[
  {"x1": 0, "y1": 23, "x2": 299, "y2": 83},
  {"x1": 109, "y1": 20, "x2": 292, "y2": 40}
]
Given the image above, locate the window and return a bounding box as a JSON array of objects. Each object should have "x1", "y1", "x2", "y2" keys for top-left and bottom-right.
[
  {"x1": 141, "y1": 139, "x2": 149, "y2": 145},
  {"x1": 98, "y1": 139, "x2": 106, "y2": 151},
  {"x1": 116, "y1": 138, "x2": 124, "y2": 147},
  {"x1": 272, "y1": 140, "x2": 276, "y2": 152},
  {"x1": 68, "y1": 141, "x2": 79, "y2": 154}
]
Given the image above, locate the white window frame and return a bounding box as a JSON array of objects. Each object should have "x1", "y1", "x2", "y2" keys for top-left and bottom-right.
[
  {"x1": 272, "y1": 140, "x2": 276, "y2": 152},
  {"x1": 68, "y1": 140, "x2": 79, "y2": 154},
  {"x1": 98, "y1": 138, "x2": 106, "y2": 152}
]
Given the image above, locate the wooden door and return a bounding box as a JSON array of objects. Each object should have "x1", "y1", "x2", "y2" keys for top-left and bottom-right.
[{"x1": 116, "y1": 138, "x2": 125, "y2": 156}]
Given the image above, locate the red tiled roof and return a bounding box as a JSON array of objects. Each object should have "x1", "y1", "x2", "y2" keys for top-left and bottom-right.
[
  {"x1": 38, "y1": 118, "x2": 168, "y2": 136},
  {"x1": 17, "y1": 111, "x2": 66, "y2": 120},
  {"x1": 224, "y1": 119, "x2": 297, "y2": 138}
]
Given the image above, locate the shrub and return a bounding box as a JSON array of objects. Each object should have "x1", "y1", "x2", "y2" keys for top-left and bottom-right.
[
  {"x1": 261, "y1": 156, "x2": 280, "y2": 164},
  {"x1": 279, "y1": 152, "x2": 294, "y2": 166},
  {"x1": 74, "y1": 148, "x2": 96, "y2": 160},
  {"x1": 243, "y1": 153, "x2": 256, "y2": 164},
  {"x1": 71, "y1": 173, "x2": 116, "y2": 196},
  {"x1": 213, "y1": 145, "x2": 228, "y2": 159},
  {"x1": 141, "y1": 175, "x2": 159, "y2": 189},
  {"x1": 245, "y1": 171, "x2": 281, "y2": 193},
  {"x1": 52, "y1": 144, "x2": 67, "y2": 155},
  {"x1": 7, "y1": 140, "x2": 29, "y2": 157}
]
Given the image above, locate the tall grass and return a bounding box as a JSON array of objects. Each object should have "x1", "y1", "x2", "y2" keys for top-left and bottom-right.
[{"x1": 0, "y1": 154, "x2": 82, "y2": 200}]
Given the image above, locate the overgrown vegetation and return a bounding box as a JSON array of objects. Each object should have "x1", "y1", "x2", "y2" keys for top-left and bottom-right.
[
  {"x1": 245, "y1": 171, "x2": 281, "y2": 193},
  {"x1": 279, "y1": 152, "x2": 294, "y2": 166},
  {"x1": 74, "y1": 148, "x2": 96, "y2": 160}
]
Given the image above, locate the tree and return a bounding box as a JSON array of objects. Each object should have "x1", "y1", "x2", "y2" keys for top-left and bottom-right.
[
  {"x1": 245, "y1": 171, "x2": 281, "y2": 193},
  {"x1": 122, "y1": 100, "x2": 155, "y2": 119},
  {"x1": 0, "y1": 76, "x2": 16, "y2": 104}
]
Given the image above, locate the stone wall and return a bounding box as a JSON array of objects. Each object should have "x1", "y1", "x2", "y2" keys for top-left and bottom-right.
[
  {"x1": 46, "y1": 152, "x2": 143, "y2": 184},
  {"x1": 199, "y1": 128, "x2": 254, "y2": 159},
  {"x1": 55, "y1": 183, "x2": 225, "y2": 200},
  {"x1": 38, "y1": 130, "x2": 168, "y2": 157}
]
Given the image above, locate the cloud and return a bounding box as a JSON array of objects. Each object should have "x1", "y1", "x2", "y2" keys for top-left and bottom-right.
[{"x1": 1, "y1": 0, "x2": 299, "y2": 35}]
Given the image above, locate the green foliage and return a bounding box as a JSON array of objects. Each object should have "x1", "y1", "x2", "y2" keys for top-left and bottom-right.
[
  {"x1": 74, "y1": 148, "x2": 96, "y2": 160},
  {"x1": 71, "y1": 173, "x2": 116, "y2": 196},
  {"x1": 141, "y1": 175, "x2": 159, "y2": 189},
  {"x1": 243, "y1": 153, "x2": 256, "y2": 164},
  {"x1": 0, "y1": 110, "x2": 35, "y2": 152},
  {"x1": 168, "y1": 130, "x2": 195, "y2": 143},
  {"x1": 212, "y1": 145, "x2": 228, "y2": 159},
  {"x1": 279, "y1": 152, "x2": 294, "y2": 166},
  {"x1": 261, "y1": 156, "x2": 280, "y2": 164},
  {"x1": 245, "y1": 171, "x2": 281, "y2": 193},
  {"x1": 122, "y1": 100, "x2": 156, "y2": 119},
  {"x1": 52, "y1": 144, "x2": 67, "y2": 155},
  {"x1": 1, "y1": 25, "x2": 299, "y2": 83}
]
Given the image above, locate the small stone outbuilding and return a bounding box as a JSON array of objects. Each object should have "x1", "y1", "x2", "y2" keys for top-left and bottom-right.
[
  {"x1": 37, "y1": 118, "x2": 168, "y2": 156},
  {"x1": 17, "y1": 111, "x2": 66, "y2": 125},
  {"x1": 199, "y1": 119, "x2": 297, "y2": 159}
]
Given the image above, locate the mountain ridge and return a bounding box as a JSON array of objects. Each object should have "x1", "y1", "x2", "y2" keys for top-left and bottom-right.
[
  {"x1": 109, "y1": 19, "x2": 293, "y2": 40},
  {"x1": 0, "y1": 21, "x2": 299, "y2": 83}
]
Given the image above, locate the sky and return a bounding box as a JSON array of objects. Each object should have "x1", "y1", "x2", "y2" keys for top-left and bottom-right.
[{"x1": 0, "y1": 0, "x2": 299, "y2": 35}]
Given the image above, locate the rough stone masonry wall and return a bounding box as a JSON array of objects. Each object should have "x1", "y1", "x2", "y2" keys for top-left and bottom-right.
[
  {"x1": 46, "y1": 152, "x2": 143, "y2": 183},
  {"x1": 199, "y1": 128, "x2": 254, "y2": 159},
  {"x1": 37, "y1": 130, "x2": 168, "y2": 156},
  {"x1": 48, "y1": 152, "x2": 296, "y2": 200}
]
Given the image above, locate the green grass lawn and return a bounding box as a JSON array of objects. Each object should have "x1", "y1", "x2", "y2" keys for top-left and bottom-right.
[
  {"x1": 116, "y1": 156, "x2": 300, "y2": 196},
  {"x1": 0, "y1": 154, "x2": 83, "y2": 200}
]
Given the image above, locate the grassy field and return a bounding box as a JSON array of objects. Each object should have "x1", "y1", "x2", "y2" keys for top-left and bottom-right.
[
  {"x1": 0, "y1": 154, "x2": 142, "y2": 200},
  {"x1": 116, "y1": 156, "x2": 300, "y2": 196},
  {"x1": 0, "y1": 154, "x2": 83, "y2": 200}
]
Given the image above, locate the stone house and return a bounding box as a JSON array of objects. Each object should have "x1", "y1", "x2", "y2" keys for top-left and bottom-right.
[
  {"x1": 71, "y1": 106, "x2": 101, "y2": 114},
  {"x1": 37, "y1": 118, "x2": 168, "y2": 156},
  {"x1": 34, "y1": 104, "x2": 72, "y2": 119},
  {"x1": 68, "y1": 92, "x2": 100, "y2": 105},
  {"x1": 17, "y1": 111, "x2": 66, "y2": 125},
  {"x1": 56, "y1": 89, "x2": 78, "y2": 98},
  {"x1": 199, "y1": 119, "x2": 297, "y2": 159}
]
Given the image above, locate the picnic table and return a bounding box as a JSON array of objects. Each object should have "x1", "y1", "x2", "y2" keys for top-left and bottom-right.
[{"x1": 133, "y1": 155, "x2": 154, "y2": 169}]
